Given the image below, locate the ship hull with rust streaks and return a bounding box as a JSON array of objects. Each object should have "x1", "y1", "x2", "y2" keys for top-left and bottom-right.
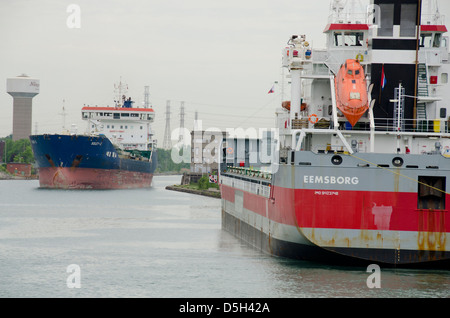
[
  {"x1": 30, "y1": 134, "x2": 157, "y2": 189},
  {"x1": 220, "y1": 151, "x2": 450, "y2": 268}
]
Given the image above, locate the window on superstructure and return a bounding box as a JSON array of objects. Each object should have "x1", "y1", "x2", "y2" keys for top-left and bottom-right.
[
  {"x1": 441, "y1": 73, "x2": 448, "y2": 84},
  {"x1": 400, "y1": 4, "x2": 417, "y2": 37},
  {"x1": 350, "y1": 32, "x2": 363, "y2": 46},
  {"x1": 378, "y1": 4, "x2": 394, "y2": 37},
  {"x1": 333, "y1": 32, "x2": 363, "y2": 47},
  {"x1": 334, "y1": 32, "x2": 343, "y2": 46},
  {"x1": 433, "y1": 33, "x2": 442, "y2": 48},
  {"x1": 420, "y1": 34, "x2": 433, "y2": 47},
  {"x1": 441, "y1": 37, "x2": 448, "y2": 49}
]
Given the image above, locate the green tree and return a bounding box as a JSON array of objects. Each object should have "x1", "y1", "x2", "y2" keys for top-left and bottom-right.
[
  {"x1": 197, "y1": 175, "x2": 208, "y2": 189},
  {"x1": 155, "y1": 147, "x2": 190, "y2": 173},
  {"x1": 0, "y1": 137, "x2": 35, "y2": 164}
]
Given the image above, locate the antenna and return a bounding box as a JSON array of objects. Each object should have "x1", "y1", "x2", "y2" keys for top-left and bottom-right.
[
  {"x1": 59, "y1": 99, "x2": 67, "y2": 130},
  {"x1": 144, "y1": 86, "x2": 150, "y2": 108},
  {"x1": 163, "y1": 100, "x2": 172, "y2": 150},
  {"x1": 422, "y1": 0, "x2": 442, "y2": 25},
  {"x1": 114, "y1": 77, "x2": 128, "y2": 107}
]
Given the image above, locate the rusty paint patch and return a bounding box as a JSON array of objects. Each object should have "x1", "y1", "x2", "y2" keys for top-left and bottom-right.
[{"x1": 417, "y1": 210, "x2": 447, "y2": 255}]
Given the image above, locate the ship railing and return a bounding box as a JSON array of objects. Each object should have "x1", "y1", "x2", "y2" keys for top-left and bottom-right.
[
  {"x1": 421, "y1": 13, "x2": 446, "y2": 27},
  {"x1": 301, "y1": 117, "x2": 450, "y2": 134},
  {"x1": 336, "y1": 117, "x2": 450, "y2": 134},
  {"x1": 220, "y1": 174, "x2": 271, "y2": 198},
  {"x1": 327, "y1": 12, "x2": 368, "y2": 25},
  {"x1": 312, "y1": 144, "x2": 353, "y2": 154},
  {"x1": 225, "y1": 166, "x2": 272, "y2": 181}
]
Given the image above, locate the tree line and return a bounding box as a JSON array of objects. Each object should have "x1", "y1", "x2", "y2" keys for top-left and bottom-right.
[
  {"x1": 0, "y1": 136, "x2": 34, "y2": 164},
  {"x1": 155, "y1": 147, "x2": 190, "y2": 173}
]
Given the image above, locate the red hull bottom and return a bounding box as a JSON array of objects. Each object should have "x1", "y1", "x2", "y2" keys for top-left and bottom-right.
[
  {"x1": 222, "y1": 209, "x2": 450, "y2": 268},
  {"x1": 38, "y1": 167, "x2": 153, "y2": 189}
]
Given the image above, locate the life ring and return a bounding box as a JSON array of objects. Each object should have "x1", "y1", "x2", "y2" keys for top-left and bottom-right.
[
  {"x1": 356, "y1": 53, "x2": 364, "y2": 62},
  {"x1": 308, "y1": 114, "x2": 318, "y2": 124},
  {"x1": 226, "y1": 147, "x2": 234, "y2": 155}
]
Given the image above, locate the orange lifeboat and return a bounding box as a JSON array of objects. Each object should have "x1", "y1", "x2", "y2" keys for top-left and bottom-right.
[
  {"x1": 281, "y1": 101, "x2": 307, "y2": 112},
  {"x1": 334, "y1": 59, "x2": 369, "y2": 127},
  {"x1": 282, "y1": 101, "x2": 291, "y2": 111}
]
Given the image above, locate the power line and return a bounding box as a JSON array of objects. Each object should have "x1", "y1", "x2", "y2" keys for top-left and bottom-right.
[
  {"x1": 163, "y1": 100, "x2": 172, "y2": 150},
  {"x1": 179, "y1": 101, "x2": 185, "y2": 142}
]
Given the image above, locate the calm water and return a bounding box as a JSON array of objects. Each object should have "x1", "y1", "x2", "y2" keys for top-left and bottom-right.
[{"x1": 0, "y1": 175, "x2": 448, "y2": 298}]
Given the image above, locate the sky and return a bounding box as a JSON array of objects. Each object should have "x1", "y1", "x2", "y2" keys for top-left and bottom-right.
[{"x1": 1, "y1": 0, "x2": 450, "y2": 147}]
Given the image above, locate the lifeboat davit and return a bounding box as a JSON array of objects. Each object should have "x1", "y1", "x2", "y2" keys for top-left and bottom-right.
[{"x1": 334, "y1": 59, "x2": 369, "y2": 127}]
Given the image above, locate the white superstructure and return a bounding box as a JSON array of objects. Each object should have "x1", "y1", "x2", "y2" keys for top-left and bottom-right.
[
  {"x1": 81, "y1": 84, "x2": 156, "y2": 151},
  {"x1": 276, "y1": 0, "x2": 450, "y2": 157}
]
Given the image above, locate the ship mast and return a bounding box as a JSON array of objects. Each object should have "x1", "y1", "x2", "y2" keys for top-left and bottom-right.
[
  {"x1": 144, "y1": 85, "x2": 151, "y2": 109},
  {"x1": 329, "y1": 0, "x2": 345, "y2": 23},
  {"x1": 59, "y1": 99, "x2": 67, "y2": 131},
  {"x1": 329, "y1": 0, "x2": 366, "y2": 24},
  {"x1": 114, "y1": 77, "x2": 128, "y2": 107},
  {"x1": 422, "y1": 0, "x2": 442, "y2": 25}
]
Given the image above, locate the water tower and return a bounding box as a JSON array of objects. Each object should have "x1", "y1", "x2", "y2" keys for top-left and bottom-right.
[{"x1": 6, "y1": 74, "x2": 40, "y2": 140}]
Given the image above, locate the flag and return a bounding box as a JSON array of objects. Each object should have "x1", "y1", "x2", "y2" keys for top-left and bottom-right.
[
  {"x1": 209, "y1": 174, "x2": 218, "y2": 183},
  {"x1": 268, "y1": 85, "x2": 275, "y2": 94},
  {"x1": 381, "y1": 64, "x2": 386, "y2": 90}
]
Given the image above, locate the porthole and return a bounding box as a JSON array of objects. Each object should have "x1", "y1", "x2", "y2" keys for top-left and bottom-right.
[
  {"x1": 392, "y1": 157, "x2": 403, "y2": 167},
  {"x1": 331, "y1": 155, "x2": 343, "y2": 165}
]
